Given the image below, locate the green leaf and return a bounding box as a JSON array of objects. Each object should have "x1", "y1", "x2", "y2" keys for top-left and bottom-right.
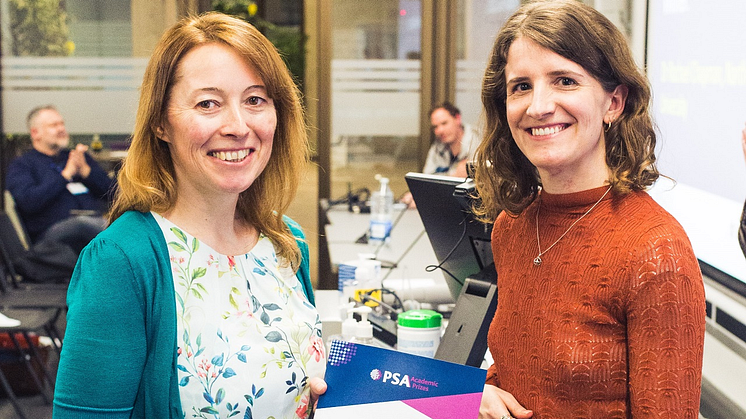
[
  {"x1": 192, "y1": 267, "x2": 207, "y2": 279},
  {"x1": 168, "y1": 242, "x2": 188, "y2": 253},
  {"x1": 171, "y1": 227, "x2": 188, "y2": 244}
]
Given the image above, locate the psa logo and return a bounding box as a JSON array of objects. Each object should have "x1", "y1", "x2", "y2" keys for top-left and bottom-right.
[{"x1": 369, "y1": 369, "x2": 411, "y2": 387}]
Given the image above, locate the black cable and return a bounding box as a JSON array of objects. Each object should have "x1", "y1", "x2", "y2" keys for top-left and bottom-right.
[
  {"x1": 381, "y1": 229, "x2": 426, "y2": 281},
  {"x1": 359, "y1": 294, "x2": 399, "y2": 320},
  {"x1": 327, "y1": 186, "x2": 371, "y2": 208},
  {"x1": 377, "y1": 287, "x2": 404, "y2": 311},
  {"x1": 359, "y1": 287, "x2": 404, "y2": 320},
  {"x1": 424, "y1": 214, "x2": 469, "y2": 286}
]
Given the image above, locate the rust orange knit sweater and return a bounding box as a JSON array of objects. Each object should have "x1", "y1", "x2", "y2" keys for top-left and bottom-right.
[{"x1": 486, "y1": 186, "x2": 705, "y2": 419}]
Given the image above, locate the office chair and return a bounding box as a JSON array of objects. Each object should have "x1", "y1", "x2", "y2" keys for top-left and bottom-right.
[
  {"x1": 0, "y1": 213, "x2": 69, "y2": 303},
  {"x1": 0, "y1": 307, "x2": 60, "y2": 419},
  {"x1": 0, "y1": 213, "x2": 67, "y2": 357}
]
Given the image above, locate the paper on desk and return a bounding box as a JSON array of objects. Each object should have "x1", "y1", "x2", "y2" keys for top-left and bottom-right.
[
  {"x1": 315, "y1": 340, "x2": 486, "y2": 419},
  {"x1": 0, "y1": 312, "x2": 20, "y2": 327}
]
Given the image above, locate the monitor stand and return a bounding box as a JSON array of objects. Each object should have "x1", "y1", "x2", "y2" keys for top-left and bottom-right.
[{"x1": 434, "y1": 264, "x2": 497, "y2": 367}]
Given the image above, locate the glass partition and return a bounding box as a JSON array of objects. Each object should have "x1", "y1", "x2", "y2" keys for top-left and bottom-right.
[
  {"x1": 1, "y1": 0, "x2": 139, "y2": 138},
  {"x1": 454, "y1": 0, "x2": 520, "y2": 129},
  {"x1": 329, "y1": 0, "x2": 422, "y2": 202}
]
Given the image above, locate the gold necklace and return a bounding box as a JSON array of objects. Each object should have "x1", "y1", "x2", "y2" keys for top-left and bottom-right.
[{"x1": 533, "y1": 185, "x2": 612, "y2": 266}]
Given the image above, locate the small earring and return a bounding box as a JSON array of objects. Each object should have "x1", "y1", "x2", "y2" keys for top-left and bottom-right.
[{"x1": 604, "y1": 120, "x2": 612, "y2": 132}]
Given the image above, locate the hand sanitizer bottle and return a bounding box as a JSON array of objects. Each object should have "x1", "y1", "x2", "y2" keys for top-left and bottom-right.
[
  {"x1": 369, "y1": 176, "x2": 394, "y2": 245},
  {"x1": 325, "y1": 304, "x2": 359, "y2": 350},
  {"x1": 349, "y1": 306, "x2": 377, "y2": 346}
]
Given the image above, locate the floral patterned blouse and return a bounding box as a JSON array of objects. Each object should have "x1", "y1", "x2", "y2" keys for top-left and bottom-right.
[{"x1": 154, "y1": 214, "x2": 326, "y2": 419}]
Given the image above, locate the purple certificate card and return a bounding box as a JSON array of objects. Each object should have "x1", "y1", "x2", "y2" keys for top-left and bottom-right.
[{"x1": 315, "y1": 340, "x2": 486, "y2": 419}]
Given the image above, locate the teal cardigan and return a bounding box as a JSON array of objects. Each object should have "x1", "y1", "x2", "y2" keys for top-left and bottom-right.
[{"x1": 53, "y1": 211, "x2": 314, "y2": 419}]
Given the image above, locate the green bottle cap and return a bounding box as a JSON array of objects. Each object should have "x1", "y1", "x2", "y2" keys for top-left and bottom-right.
[{"x1": 397, "y1": 309, "x2": 442, "y2": 328}]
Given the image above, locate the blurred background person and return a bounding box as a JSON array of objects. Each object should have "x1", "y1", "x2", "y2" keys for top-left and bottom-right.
[
  {"x1": 53, "y1": 13, "x2": 326, "y2": 419},
  {"x1": 6, "y1": 105, "x2": 115, "y2": 254},
  {"x1": 423, "y1": 101, "x2": 480, "y2": 177},
  {"x1": 473, "y1": 1, "x2": 705, "y2": 418},
  {"x1": 401, "y1": 101, "x2": 480, "y2": 208}
]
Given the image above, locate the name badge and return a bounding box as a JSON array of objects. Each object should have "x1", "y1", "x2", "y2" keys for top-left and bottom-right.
[{"x1": 67, "y1": 182, "x2": 89, "y2": 195}]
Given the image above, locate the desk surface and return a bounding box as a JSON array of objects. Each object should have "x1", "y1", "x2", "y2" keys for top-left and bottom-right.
[{"x1": 324, "y1": 205, "x2": 443, "y2": 283}]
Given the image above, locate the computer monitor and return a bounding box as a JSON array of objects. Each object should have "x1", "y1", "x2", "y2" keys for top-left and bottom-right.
[
  {"x1": 404, "y1": 173, "x2": 493, "y2": 299},
  {"x1": 405, "y1": 172, "x2": 497, "y2": 367}
]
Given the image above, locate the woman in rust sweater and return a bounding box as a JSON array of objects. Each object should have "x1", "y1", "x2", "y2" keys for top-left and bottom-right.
[{"x1": 473, "y1": 1, "x2": 706, "y2": 418}]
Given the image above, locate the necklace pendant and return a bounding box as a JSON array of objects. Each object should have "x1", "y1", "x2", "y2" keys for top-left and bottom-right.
[{"x1": 533, "y1": 255, "x2": 542, "y2": 266}]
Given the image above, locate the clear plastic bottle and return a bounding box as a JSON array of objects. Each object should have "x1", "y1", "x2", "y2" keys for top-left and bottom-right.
[
  {"x1": 369, "y1": 176, "x2": 394, "y2": 244},
  {"x1": 353, "y1": 254, "x2": 382, "y2": 302},
  {"x1": 341, "y1": 307, "x2": 360, "y2": 341},
  {"x1": 335, "y1": 306, "x2": 389, "y2": 349},
  {"x1": 325, "y1": 304, "x2": 358, "y2": 350},
  {"x1": 349, "y1": 306, "x2": 375, "y2": 345}
]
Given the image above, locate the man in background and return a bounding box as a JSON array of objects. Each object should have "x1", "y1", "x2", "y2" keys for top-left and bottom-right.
[
  {"x1": 401, "y1": 102, "x2": 480, "y2": 207},
  {"x1": 422, "y1": 102, "x2": 480, "y2": 177},
  {"x1": 6, "y1": 105, "x2": 116, "y2": 254}
]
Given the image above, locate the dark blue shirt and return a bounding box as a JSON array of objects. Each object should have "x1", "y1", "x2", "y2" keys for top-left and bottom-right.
[{"x1": 6, "y1": 149, "x2": 117, "y2": 243}]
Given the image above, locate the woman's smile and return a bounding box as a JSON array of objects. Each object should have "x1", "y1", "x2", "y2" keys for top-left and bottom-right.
[
  {"x1": 207, "y1": 148, "x2": 255, "y2": 163},
  {"x1": 528, "y1": 124, "x2": 569, "y2": 137}
]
